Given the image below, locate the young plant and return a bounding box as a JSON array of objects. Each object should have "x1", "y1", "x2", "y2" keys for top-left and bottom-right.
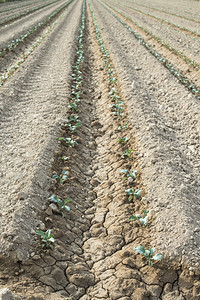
[
  {"x1": 59, "y1": 137, "x2": 78, "y2": 147},
  {"x1": 118, "y1": 124, "x2": 128, "y2": 131},
  {"x1": 52, "y1": 170, "x2": 69, "y2": 184},
  {"x1": 122, "y1": 149, "x2": 134, "y2": 159},
  {"x1": 66, "y1": 122, "x2": 81, "y2": 132},
  {"x1": 35, "y1": 229, "x2": 55, "y2": 249},
  {"x1": 58, "y1": 156, "x2": 68, "y2": 161},
  {"x1": 69, "y1": 115, "x2": 80, "y2": 123},
  {"x1": 49, "y1": 195, "x2": 72, "y2": 217},
  {"x1": 118, "y1": 137, "x2": 129, "y2": 144},
  {"x1": 120, "y1": 169, "x2": 137, "y2": 182},
  {"x1": 68, "y1": 102, "x2": 78, "y2": 111},
  {"x1": 125, "y1": 188, "x2": 142, "y2": 201},
  {"x1": 134, "y1": 246, "x2": 162, "y2": 266},
  {"x1": 129, "y1": 210, "x2": 149, "y2": 226}
]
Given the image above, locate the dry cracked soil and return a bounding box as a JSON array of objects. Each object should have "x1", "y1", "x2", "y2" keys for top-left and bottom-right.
[{"x1": 0, "y1": 0, "x2": 200, "y2": 299}]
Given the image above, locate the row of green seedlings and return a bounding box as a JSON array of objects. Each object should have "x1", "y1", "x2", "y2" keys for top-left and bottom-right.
[
  {"x1": 88, "y1": 0, "x2": 162, "y2": 267},
  {"x1": 0, "y1": 0, "x2": 61, "y2": 27},
  {"x1": 0, "y1": 0, "x2": 74, "y2": 88},
  {"x1": 35, "y1": 0, "x2": 86, "y2": 250},
  {"x1": 112, "y1": 0, "x2": 200, "y2": 43},
  {"x1": 0, "y1": 0, "x2": 42, "y2": 13},
  {"x1": 98, "y1": 0, "x2": 200, "y2": 100},
  {"x1": 125, "y1": 0, "x2": 200, "y2": 24},
  {"x1": 0, "y1": 0, "x2": 74, "y2": 57},
  {"x1": 103, "y1": 0, "x2": 200, "y2": 71}
]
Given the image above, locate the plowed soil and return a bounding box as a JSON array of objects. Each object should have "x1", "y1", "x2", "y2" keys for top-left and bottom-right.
[{"x1": 0, "y1": 0, "x2": 200, "y2": 299}]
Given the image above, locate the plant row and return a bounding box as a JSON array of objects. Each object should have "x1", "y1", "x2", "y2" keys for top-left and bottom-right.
[
  {"x1": 0, "y1": 0, "x2": 62, "y2": 27},
  {"x1": 0, "y1": 1, "x2": 75, "y2": 87},
  {"x1": 0, "y1": 0, "x2": 42, "y2": 14},
  {"x1": 103, "y1": 0, "x2": 200, "y2": 72},
  {"x1": 36, "y1": 0, "x2": 86, "y2": 250},
  {"x1": 0, "y1": 0, "x2": 74, "y2": 57},
  {"x1": 88, "y1": 0, "x2": 162, "y2": 267},
  {"x1": 111, "y1": 0, "x2": 200, "y2": 42},
  {"x1": 97, "y1": 0, "x2": 200, "y2": 100},
  {"x1": 124, "y1": 0, "x2": 200, "y2": 24}
]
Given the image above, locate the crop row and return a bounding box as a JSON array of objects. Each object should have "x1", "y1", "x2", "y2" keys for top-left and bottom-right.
[
  {"x1": 0, "y1": 0, "x2": 74, "y2": 87},
  {"x1": 124, "y1": 0, "x2": 200, "y2": 24},
  {"x1": 0, "y1": 0, "x2": 74, "y2": 57},
  {"x1": 111, "y1": 0, "x2": 200, "y2": 42},
  {"x1": 103, "y1": 0, "x2": 200, "y2": 72},
  {"x1": 36, "y1": 0, "x2": 86, "y2": 249},
  {"x1": 0, "y1": 0, "x2": 42, "y2": 14},
  {"x1": 98, "y1": 0, "x2": 200, "y2": 99},
  {"x1": 88, "y1": 0, "x2": 162, "y2": 266},
  {"x1": 0, "y1": 0, "x2": 62, "y2": 27}
]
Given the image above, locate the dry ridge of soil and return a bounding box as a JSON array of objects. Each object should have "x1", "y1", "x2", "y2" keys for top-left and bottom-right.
[{"x1": 0, "y1": 0, "x2": 200, "y2": 299}]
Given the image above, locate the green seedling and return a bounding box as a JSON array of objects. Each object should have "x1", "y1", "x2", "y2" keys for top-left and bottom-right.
[
  {"x1": 58, "y1": 156, "x2": 68, "y2": 161},
  {"x1": 118, "y1": 124, "x2": 128, "y2": 131},
  {"x1": 129, "y1": 210, "x2": 149, "y2": 226},
  {"x1": 52, "y1": 170, "x2": 69, "y2": 184},
  {"x1": 118, "y1": 137, "x2": 129, "y2": 144},
  {"x1": 69, "y1": 115, "x2": 81, "y2": 123},
  {"x1": 35, "y1": 229, "x2": 55, "y2": 249},
  {"x1": 66, "y1": 122, "x2": 81, "y2": 132},
  {"x1": 134, "y1": 246, "x2": 162, "y2": 266},
  {"x1": 122, "y1": 149, "x2": 134, "y2": 159},
  {"x1": 59, "y1": 137, "x2": 78, "y2": 147},
  {"x1": 120, "y1": 169, "x2": 137, "y2": 182},
  {"x1": 68, "y1": 102, "x2": 78, "y2": 111},
  {"x1": 49, "y1": 195, "x2": 72, "y2": 217},
  {"x1": 125, "y1": 188, "x2": 142, "y2": 201}
]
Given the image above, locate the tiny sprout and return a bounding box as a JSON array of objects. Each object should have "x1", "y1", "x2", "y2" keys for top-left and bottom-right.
[
  {"x1": 129, "y1": 210, "x2": 149, "y2": 226},
  {"x1": 125, "y1": 188, "x2": 142, "y2": 201},
  {"x1": 49, "y1": 195, "x2": 72, "y2": 217},
  {"x1": 66, "y1": 122, "x2": 81, "y2": 132},
  {"x1": 69, "y1": 115, "x2": 81, "y2": 123},
  {"x1": 52, "y1": 170, "x2": 69, "y2": 184},
  {"x1": 118, "y1": 137, "x2": 129, "y2": 144},
  {"x1": 134, "y1": 245, "x2": 162, "y2": 266},
  {"x1": 120, "y1": 169, "x2": 137, "y2": 181},
  {"x1": 59, "y1": 137, "x2": 78, "y2": 147},
  {"x1": 35, "y1": 229, "x2": 55, "y2": 249},
  {"x1": 68, "y1": 102, "x2": 78, "y2": 111},
  {"x1": 122, "y1": 149, "x2": 134, "y2": 159},
  {"x1": 118, "y1": 124, "x2": 128, "y2": 131},
  {"x1": 58, "y1": 156, "x2": 68, "y2": 161}
]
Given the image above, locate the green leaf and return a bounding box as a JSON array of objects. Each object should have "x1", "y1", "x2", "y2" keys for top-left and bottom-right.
[
  {"x1": 52, "y1": 174, "x2": 59, "y2": 179},
  {"x1": 120, "y1": 169, "x2": 129, "y2": 174},
  {"x1": 35, "y1": 230, "x2": 45, "y2": 238},
  {"x1": 134, "y1": 245, "x2": 145, "y2": 255},
  {"x1": 64, "y1": 205, "x2": 70, "y2": 212},
  {"x1": 125, "y1": 188, "x2": 134, "y2": 195},
  {"x1": 49, "y1": 195, "x2": 59, "y2": 203},
  {"x1": 129, "y1": 215, "x2": 137, "y2": 221},
  {"x1": 139, "y1": 216, "x2": 149, "y2": 226},
  {"x1": 153, "y1": 253, "x2": 162, "y2": 261},
  {"x1": 134, "y1": 189, "x2": 142, "y2": 198}
]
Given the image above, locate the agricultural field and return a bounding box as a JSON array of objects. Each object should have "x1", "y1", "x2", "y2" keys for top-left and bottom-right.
[{"x1": 0, "y1": 0, "x2": 200, "y2": 299}]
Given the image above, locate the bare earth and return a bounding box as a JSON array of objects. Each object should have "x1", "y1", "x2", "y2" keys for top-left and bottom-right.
[{"x1": 0, "y1": 0, "x2": 200, "y2": 299}]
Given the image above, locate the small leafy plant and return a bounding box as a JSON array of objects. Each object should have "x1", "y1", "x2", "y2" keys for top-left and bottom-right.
[
  {"x1": 59, "y1": 137, "x2": 78, "y2": 147},
  {"x1": 134, "y1": 246, "x2": 162, "y2": 266},
  {"x1": 129, "y1": 210, "x2": 149, "y2": 226},
  {"x1": 122, "y1": 149, "x2": 134, "y2": 159},
  {"x1": 58, "y1": 156, "x2": 68, "y2": 161},
  {"x1": 120, "y1": 169, "x2": 137, "y2": 182},
  {"x1": 118, "y1": 137, "x2": 129, "y2": 144},
  {"x1": 66, "y1": 122, "x2": 81, "y2": 132},
  {"x1": 118, "y1": 124, "x2": 128, "y2": 131},
  {"x1": 52, "y1": 170, "x2": 69, "y2": 184},
  {"x1": 69, "y1": 115, "x2": 81, "y2": 123},
  {"x1": 49, "y1": 195, "x2": 72, "y2": 217},
  {"x1": 68, "y1": 102, "x2": 78, "y2": 111},
  {"x1": 125, "y1": 188, "x2": 142, "y2": 201},
  {"x1": 35, "y1": 229, "x2": 55, "y2": 249}
]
